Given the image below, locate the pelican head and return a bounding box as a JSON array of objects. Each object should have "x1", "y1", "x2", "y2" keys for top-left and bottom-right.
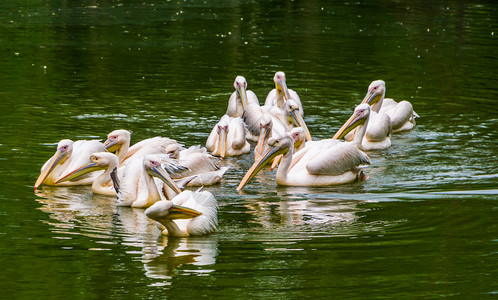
[
  {"x1": 289, "y1": 127, "x2": 305, "y2": 150},
  {"x1": 143, "y1": 154, "x2": 183, "y2": 195},
  {"x1": 361, "y1": 80, "x2": 386, "y2": 112},
  {"x1": 333, "y1": 104, "x2": 371, "y2": 140},
  {"x1": 273, "y1": 71, "x2": 291, "y2": 100},
  {"x1": 233, "y1": 76, "x2": 249, "y2": 109},
  {"x1": 104, "y1": 129, "x2": 131, "y2": 152},
  {"x1": 145, "y1": 200, "x2": 202, "y2": 222},
  {"x1": 216, "y1": 119, "x2": 229, "y2": 158},
  {"x1": 34, "y1": 139, "x2": 74, "y2": 190},
  {"x1": 284, "y1": 99, "x2": 312, "y2": 141},
  {"x1": 55, "y1": 152, "x2": 117, "y2": 184},
  {"x1": 254, "y1": 114, "x2": 273, "y2": 160},
  {"x1": 237, "y1": 135, "x2": 292, "y2": 190},
  {"x1": 165, "y1": 143, "x2": 181, "y2": 160}
]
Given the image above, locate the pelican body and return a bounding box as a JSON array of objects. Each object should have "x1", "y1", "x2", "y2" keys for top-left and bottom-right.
[
  {"x1": 145, "y1": 189, "x2": 218, "y2": 237},
  {"x1": 206, "y1": 115, "x2": 250, "y2": 158},
  {"x1": 237, "y1": 132, "x2": 370, "y2": 189}
]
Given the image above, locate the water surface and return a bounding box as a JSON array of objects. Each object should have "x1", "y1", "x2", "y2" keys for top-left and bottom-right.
[{"x1": 1, "y1": 0, "x2": 497, "y2": 298}]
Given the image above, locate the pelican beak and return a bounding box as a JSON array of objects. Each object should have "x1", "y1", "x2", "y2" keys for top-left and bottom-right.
[
  {"x1": 218, "y1": 127, "x2": 227, "y2": 159},
  {"x1": 148, "y1": 165, "x2": 183, "y2": 195},
  {"x1": 34, "y1": 150, "x2": 66, "y2": 190},
  {"x1": 361, "y1": 91, "x2": 381, "y2": 105},
  {"x1": 237, "y1": 144, "x2": 286, "y2": 190},
  {"x1": 254, "y1": 126, "x2": 270, "y2": 161},
  {"x1": 104, "y1": 139, "x2": 119, "y2": 152},
  {"x1": 167, "y1": 204, "x2": 202, "y2": 220},
  {"x1": 55, "y1": 162, "x2": 101, "y2": 184},
  {"x1": 289, "y1": 110, "x2": 312, "y2": 141},
  {"x1": 236, "y1": 85, "x2": 249, "y2": 110},
  {"x1": 333, "y1": 111, "x2": 366, "y2": 140},
  {"x1": 270, "y1": 154, "x2": 282, "y2": 170},
  {"x1": 277, "y1": 79, "x2": 291, "y2": 101}
]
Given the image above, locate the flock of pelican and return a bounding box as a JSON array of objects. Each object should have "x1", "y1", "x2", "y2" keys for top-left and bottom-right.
[{"x1": 34, "y1": 72, "x2": 418, "y2": 237}]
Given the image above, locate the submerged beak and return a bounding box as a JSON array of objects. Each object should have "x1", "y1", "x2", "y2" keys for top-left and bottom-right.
[
  {"x1": 237, "y1": 144, "x2": 286, "y2": 190},
  {"x1": 254, "y1": 126, "x2": 270, "y2": 161},
  {"x1": 289, "y1": 110, "x2": 312, "y2": 141},
  {"x1": 236, "y1": 85, "x2": 249, "y2": 110},
  {"x1": 167, "y1": 204, "x2": 202, "y2": 220},
  {"x1": 277, "y1": 79, "x2": 291, "y2": 101},
  {"x1": 34, "y1": 150, "x2": 66, "y2": 190},
  {"x1": 332, "y1": 111, "x2": 366, "y2": 140},
  {"x1": 218, "y1": 127, "x2": 227, "y2": 159},
  {"x1": 55, "y1": 161, "x2": 101, "y2": 184},
  {"x1": 148, "y1": 165, "x2": 183, "y2": 195}
]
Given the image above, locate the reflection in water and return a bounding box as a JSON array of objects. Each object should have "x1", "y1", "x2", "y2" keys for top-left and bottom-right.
[
  {"x1": 143, "y1": 235, "x2": 218, "y2": 284},
  {"x1": 34, "y1": 187, "x2": 218, "y2": 284}
]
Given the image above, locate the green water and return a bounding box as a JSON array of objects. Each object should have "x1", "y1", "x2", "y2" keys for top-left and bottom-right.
[{"x1": 1, "y1": 0, "x2": 497, "y2": 298}]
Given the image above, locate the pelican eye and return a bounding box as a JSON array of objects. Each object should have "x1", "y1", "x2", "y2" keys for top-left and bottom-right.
[{"x1": 150, "y1": 160, "x2": 160, "y2": 168}]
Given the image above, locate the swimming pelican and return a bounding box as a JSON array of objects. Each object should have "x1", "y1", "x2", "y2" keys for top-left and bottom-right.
[
  {"x1": 225, "y1": 76, "x2": 260, "y2": 118},
  {"x1": 362, "y1": 80, "x2": 418, "y2": 132},
  {"x1": 341, "y1": 104, "x2": 392, "y2": 151},
  {"x1": 332, "y1": 103, "x2": 392, "y2": 151},
  {"x1": 165, "y1": 144, "x2": 229, "y2": 186},
  {"x1": 206, "y1": 115, "x2": 250, "y2": 158},
  {"x1": 264, "y1": 71, "x2": 304, "y2": 116},
  {"x1": 56, "y1": 152, "x2": 188, "y2": 208},
  {"x1": 104, "y1": 129, "x2": 180, "y2": 165},
  {"x1": 145, "y1": 188, "x2": 218, "y2": 237},
  {"x1": 34, "y1": 139, "x2": 106, "y2": 190},
  {"x1": 237, "y1": 132, "x2": 370, "y2": 189}
]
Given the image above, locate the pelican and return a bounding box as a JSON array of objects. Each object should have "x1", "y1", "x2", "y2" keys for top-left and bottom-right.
[
  {"x1": 165, "y1": 144, "x2": 229, "y2": 186},
  {"x1": 34, "y1": 139, "x2": 106, "y2": 190},
  {"x1": 237, "y1": 132, "x2": 370, "y2": 189},
  {"x1": 206, "y1": 115, "x2": 250, "y2": 158},
  {"x1": 264, "y1": 71, "x2": 304, "y2": 116},
  {"x1": 104, "y1": 129, "x2": 180, "y2": 165},
  {"x1": 145, "y1": 188, "x2": 218, "y2": 237},
  {"x1": 362, "y1": 80, "x2": 418, "y2": 132},
  {"x1": 341, "y1": 104, "x2": 392, "y2": 151},
  {"x1": 56, "y1": 152, "x2": 188, "y2": 208},
  {"x1": 333, "y1": 103, "x2": 391, "y2": 152},
  {"x1": 226, "y1": 76, "x2": 260, "y2": 118}
]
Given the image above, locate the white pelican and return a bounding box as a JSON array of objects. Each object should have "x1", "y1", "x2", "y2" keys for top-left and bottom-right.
[
  {"x1": 145, "y1": 188, "x2": 218, "y2": 237},
  {"x1": 237, "y1": 132, "x2": 370, "y2": 189},
  {"x1": 362, "y1": 80, "x2": 418, "y2": 132},
  {"x1": 341, "y1": 104, "x2": 392, "y2": 151},
  {"x1": 225, "y1": 75, "x2": 260, "y2": 118},
  {"x1": 56, "y1": 152, "x2": 188, "y2": 208},
  {"x1": 104, "y1": 129, "x2": 180, "y2": 165},
  {"x1": 34, "y1": 139, "x2": 106, "y2": 190},
  {"x1": 264, "y1": 71, "x2": 304, "y2": 116},
  {"x1": 165, "y1": 144, "x2": 229, "y2": 186},
  {"x1": 206, "y1": 115, "x2": 250, "y2": 158}
]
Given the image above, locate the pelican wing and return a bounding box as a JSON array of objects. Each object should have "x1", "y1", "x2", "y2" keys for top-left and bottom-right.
[{"x1": 306, "y1": 142, "x2": 370, "y2": 175}]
